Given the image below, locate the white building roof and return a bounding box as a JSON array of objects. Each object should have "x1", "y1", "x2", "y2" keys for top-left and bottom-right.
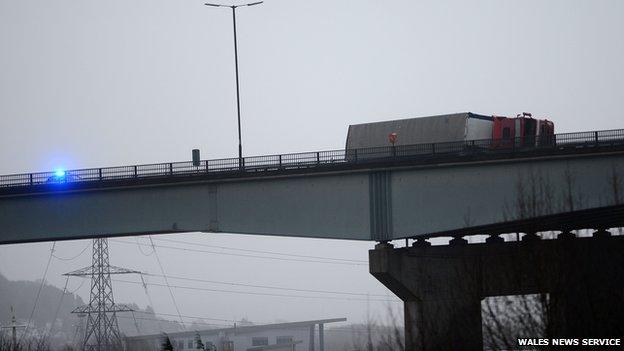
[{"x1": 125, "y1": 318, "x2": 347, "y2": 342}]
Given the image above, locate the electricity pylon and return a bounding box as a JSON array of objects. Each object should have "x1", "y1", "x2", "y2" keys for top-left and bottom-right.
[
  {"x1": 1, "y1": 306, "x2": 26, "y2": 350},
  {"x1": 65, "y1": 238, "x2": 141, "y2": 351}
]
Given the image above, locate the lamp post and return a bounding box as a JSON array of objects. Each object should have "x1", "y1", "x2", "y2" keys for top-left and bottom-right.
[{"x1": 205, "y1": 1, "x2": 263, "y2": 169}]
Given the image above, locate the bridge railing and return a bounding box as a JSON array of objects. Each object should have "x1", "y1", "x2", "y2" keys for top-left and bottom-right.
[{"x1": 1, "y1": 128, "x2": 623, "y2": 190}]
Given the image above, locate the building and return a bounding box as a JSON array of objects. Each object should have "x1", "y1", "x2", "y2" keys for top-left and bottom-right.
[{"x1": 125, "y1": 318, "x2": 346, "y2": 351}]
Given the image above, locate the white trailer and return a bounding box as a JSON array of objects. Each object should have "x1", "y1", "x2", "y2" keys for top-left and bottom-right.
[{"x1": 345, "y1": 112, "x2": 493, "y2": 150}]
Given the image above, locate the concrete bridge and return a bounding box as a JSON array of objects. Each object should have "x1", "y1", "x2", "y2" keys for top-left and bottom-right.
[
  {"x1": 1, "y1": 128, "x2": 624, "y2": 349},
  {"x1": 1, "y1": 129, "x2": 624, "y2": 244}
]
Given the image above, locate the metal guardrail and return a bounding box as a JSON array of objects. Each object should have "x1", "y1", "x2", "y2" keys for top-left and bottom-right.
[{"x1": 1, "y1": 128, "x2": 623, "y2": 190}]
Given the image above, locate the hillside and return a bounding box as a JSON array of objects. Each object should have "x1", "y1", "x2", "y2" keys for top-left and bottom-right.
[
  {"x1": 0, "y1": 273, "x2": 84, "y2": 334},
  {"x1": 0, "y1": 272, "x2": 193, "y2": 346}
]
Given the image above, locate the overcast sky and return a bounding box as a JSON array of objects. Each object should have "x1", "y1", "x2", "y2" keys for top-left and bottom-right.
[{"x1": 1, "y1": 0, "x2": 623, "y2": 327}]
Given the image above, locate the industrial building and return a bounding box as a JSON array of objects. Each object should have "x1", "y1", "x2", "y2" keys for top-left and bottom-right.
[{"x1": 125, "y1": 318, "x2": 346, "y2": 351}]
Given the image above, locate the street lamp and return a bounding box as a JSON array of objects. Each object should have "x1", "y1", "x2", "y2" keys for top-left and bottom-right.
[{"x1": 205, "y1": 1, "x2": 263, "y2": 169}]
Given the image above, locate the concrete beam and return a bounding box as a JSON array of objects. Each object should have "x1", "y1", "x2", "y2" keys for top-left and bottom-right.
[
  {"x1": 370, "y1": 236, "x2": 624, "y2": 350},
  {"x1": 1, "y1": 151, "x2": 624, "y2": 244}
]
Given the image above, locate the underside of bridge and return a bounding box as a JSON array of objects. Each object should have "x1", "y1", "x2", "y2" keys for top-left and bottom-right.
[{"x1": 370, "y1": 232, "x2": 624, "y2": 351}]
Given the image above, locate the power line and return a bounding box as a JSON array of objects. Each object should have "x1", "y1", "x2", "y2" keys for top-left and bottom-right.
[
  {"x1": 113, "y1": 278, "x2": 400, "y2": 303},
  {"x1": 46, "y1": 275, "x2": 69, "y2": 339},
  {"x1": 71, "y1": 273, "x2": 370, "y2": 325},
  {"x1": 139, "y1": 274, "x2": 163, "y2": 332},
  {"x1": 135, "y1": 237, "x2": 155, "y2": 256},
  {"x1": 133, "y1": 310, "x2": 236, "y2": 323},
  {"x1": 143, "y1": 272, "x2": 390, "y2": 298},
  {"x1": 118, "y1": 315, "x2": 232, "y2": 329},
  {"x1": 131, "y1": 311, "x2": 141, "y2": 335},
  {"x1": 110, "y1": 239, "x2": 366, "y2": 266},
  {"x1": 20, "y1": 242, "x2": 56, "y2": 343},
  {"x1": 46, "y1": 275, "x2": 87, "y2": 340},
  {"x1": 148, "y1": 236, "x2": 185, "y2": 328},
  {"x1": 51, "y1": 243, "x2": 90, "y2": 261},
  {"x1": 67, "y1": 277, "x2": 86, "y2": 294},
  {"x1": 118, "y1": 238, "x2": 366, "y2": 266},
  {"x1": 151, "y1": 236, "x2": 367, "y2": 263}
]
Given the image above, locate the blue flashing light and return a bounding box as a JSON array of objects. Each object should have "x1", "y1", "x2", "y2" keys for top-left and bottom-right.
[{"x1": 54, "y1": 169, "x2": 66, "y2": 177}]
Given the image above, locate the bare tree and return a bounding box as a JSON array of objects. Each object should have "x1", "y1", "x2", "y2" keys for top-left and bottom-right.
[{"x1": 483, "y1": 166, "x2": 624, "y2": 350}]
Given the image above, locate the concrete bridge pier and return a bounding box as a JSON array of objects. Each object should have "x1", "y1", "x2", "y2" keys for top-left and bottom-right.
[
  {"x1": 546, "y1": 233, "x2": 624, "y2": 339},
  {"x1": 369, "y1": 236, "x2": 624, "y2": 351},
  {"x1": 403, "y1": 295, "x2": 482, "y2": 350},
  {"x1": 370, "y1": 242, "x2": 483, "y2": 350}
]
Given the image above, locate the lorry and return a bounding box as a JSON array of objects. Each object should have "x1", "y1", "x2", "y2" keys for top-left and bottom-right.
[{"x1": 345, "y1": 112, "x2": 554, "y2": 160}]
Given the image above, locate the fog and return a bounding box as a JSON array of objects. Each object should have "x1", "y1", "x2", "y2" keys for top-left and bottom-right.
[{"x1": 1, "y1": 0, "x2": 623, "y2": 336}]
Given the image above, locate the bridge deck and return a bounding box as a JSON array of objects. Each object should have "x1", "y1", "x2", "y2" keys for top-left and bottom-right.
[
  {"x1": 1, "y1": 128, "x2": 624, "y2": 196},
  {"x1": 2, "y1": 128, "x2": 624, "y2": 244}
]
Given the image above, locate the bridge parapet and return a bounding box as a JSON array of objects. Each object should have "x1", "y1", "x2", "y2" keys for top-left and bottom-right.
[{"x1": 2, "y1": 128, "x2": 624, "y2": 195}]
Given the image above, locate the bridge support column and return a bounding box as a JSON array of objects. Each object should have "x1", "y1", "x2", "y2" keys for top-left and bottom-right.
[
  {"x1": 370, "y1": 236, "x2": 624, "y2": 350},
  {"x1": 404, "y1": 297, "x2": 482, "y2": 350},
  {"x1": 370, "y1": 243, "x2": 482, "y2": 351},
  {"x1": 547, "y1": 236, "x2": 624, "y2": 338}
]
